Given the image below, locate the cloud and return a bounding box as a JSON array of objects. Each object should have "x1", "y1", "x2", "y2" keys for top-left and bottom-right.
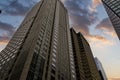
[
  {"x1": 109, "y1": 77, "x2": 120, "y2": 80},
  {"x1": 0, "y1": 35, "x2": 11, "y2": 51},
  {"x1": 64, "y1": 0, "x2": 98, "y2": 36},
  {"x1": 0, "y1": 0, "x2": 37, "y2": 16},
  {"x1": 87, "y1": 17, "x2": 117, "y2": 47},
  {"x1": 88, "y1": 35, "x2": 115, "y2": 48},
  {"x1": 0, "y1": 38, "x2": 8, "y2": 51},
  {"x1": 89, "y1": 0, "x2": 102, "y2": 13},
  {"x1": 0, "y1": 21, "x2": 15, "y2": 36},
  {"x1": 96, "y1": 18, "x2": 113, "y2": 31},
  {"x1": 0, "y1": 35, "x2": 9, "y2": 50},
  {"x1": 96, "y1": 18, "x2": 117, "y2": 38},
  {"x1": 90, "y1": 35, "x2": 107, "y2": 41},
  {"x1": 88, "y1": 35, "x2": 114, "y2": 44},
  {"x1": 0, "y1": 34, "x2": 10, "y2": 41},
  {"x1": 0, "y1": 21, "x2": 15, "y2": 47},
  {"x1": 62, "y1": 0, "x2": 112, "y2": 45},
  {"x1": 91, "y1": 0, "x2": 102, "y2": 8},
  {"x1": 0, "y1": 42, "x2": 8, "y2": 51}
]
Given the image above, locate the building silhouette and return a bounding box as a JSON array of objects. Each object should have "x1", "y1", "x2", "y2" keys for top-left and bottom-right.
[
  {"x1": 95, "y1": 57, "x2": 107, "y2": 80},
  {"x1": 70, "y1": 28, "x2": 101, "y2": 80},
  {"x1": 102, "y1": 0, "x2": 120, "y2": 40},
  {"x1": 0, "y1": 0, "x2": 101, "y2": 80}
]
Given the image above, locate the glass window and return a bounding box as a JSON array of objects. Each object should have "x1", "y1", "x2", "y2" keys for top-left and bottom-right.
[
  {"x1": 52, "y1": 58, "x2": 56, "y2": 63},
  {"x1": 51, "y1": 75, "x2": 55, "y2": 80}
]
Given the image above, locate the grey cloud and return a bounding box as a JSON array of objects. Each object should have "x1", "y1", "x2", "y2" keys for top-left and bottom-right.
[
  {"x1": 0, "y1": 21, "x2": 15, "y2": 36},
  {"x1": 96, "y1": 18, "x2": 114, "y2": 31},
  {"x1": 0, "y1": 36, "x2": 10, "y2": 42},
  {"x1": 62, "y1": 0, "x2": 108, "y2": 41},
  {"x1": 0, "y1": 0, "x2": 37, "y2": 16},
  {"x1": 63, "y1": 0, "x2": 98, "y2": 36}
]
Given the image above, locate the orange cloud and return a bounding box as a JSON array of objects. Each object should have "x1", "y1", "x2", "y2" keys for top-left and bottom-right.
[
  {"x1": 97, "y1": 25, "x2": 117, "y2": 38},
  {"x1": 104, "y1": 31, "x2": 117, "y2": 38},
  {"x1": 96, "y1": 18, "x2": 117, "y2": 38},
  {"x1": 0, "y1": 40, "x2": 8, "y2": 51},
  {"x1": 92, "y1": 35, "x2": 107, "y2": 41},
  {"x1": 109, "y1": 77, "x2": 120, "y2": 80},
  {"x1": 0, "y1": 40, "x2": 9, "y2": 47},
  {"x1": 73, "y1": 25, "x2": 115, "y2": 47},
  {"x1": 92, "y1": 0, "x2": 102, "y2": 7},
  {"x1": 89, "y1": 0, "x2": 102, "y2": 13},
  {"x1": 0, "y1": 40, "x2": 9, "y2": 44},
  {"x1": 86, "y1": 35, "x2": 115, "y2": 48}
]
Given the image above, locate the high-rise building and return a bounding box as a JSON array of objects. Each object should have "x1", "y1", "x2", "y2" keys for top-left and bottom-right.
[
  {"x1": 0, "y1": 0, "x2": 76, "y2": 80},
  {"x1": 95, "y1": 57, "x2": 107, "y2": 80},
  {"x1": 102, "y1": 0, "x2": 120, "y2": 40},
  {"x1": 70, "y1": 28, "x2": 102, "y2": 80}
]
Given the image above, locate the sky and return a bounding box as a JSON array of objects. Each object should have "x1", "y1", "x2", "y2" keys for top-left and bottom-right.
[{"x1": 0, "y1": 0, "x2": 120, "y2": 80}]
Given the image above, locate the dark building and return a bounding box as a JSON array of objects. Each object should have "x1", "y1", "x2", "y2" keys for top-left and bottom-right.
[
  {"x1": 0, "y1": 0, "x2": 76, "y2": 80},
  {"x1": 102, "y1": 0, "x2": 120, "y2": 40},
  {"x1": 95, "y1": 57, "x2": 108, "y2": 80},
  {"x1": 70, "y1": 28, "x2": 101, "y2": 80}
]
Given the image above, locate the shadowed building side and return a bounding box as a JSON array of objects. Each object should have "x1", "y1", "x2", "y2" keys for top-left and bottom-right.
[{"x1": 70, "y1": 28, "x2": 102, "y2": 80}]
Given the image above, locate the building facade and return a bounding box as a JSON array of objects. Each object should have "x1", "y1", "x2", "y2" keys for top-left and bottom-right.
[
  {"x1": 95, "y1": 57, "x2": 107, "y2": 80},
  {"x1": 102, "y1": 0, "x2": 120, "y2": 40},
  {"x1": 70, "y1": 28, "x2": 101, "y2": 80},
  {"x1": 0, "y1": 0, "x2": 76, "y2": 80}
]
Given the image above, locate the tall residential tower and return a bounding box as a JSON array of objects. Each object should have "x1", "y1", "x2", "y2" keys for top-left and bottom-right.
[
  {"x1": 102, "y1": 0, "x2": 120, "y2": 40},
  {"x1": 0, "y1": 0, "x2": 76, "y2": 80},
  {"x1": 70, "y1": 28, "x2": 101, "y2": 80}
]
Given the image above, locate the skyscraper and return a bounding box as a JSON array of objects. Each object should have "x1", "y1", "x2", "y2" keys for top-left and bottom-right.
[
  {"x1": 70, "y1": 28, "x2": 101, "y2": 80},
  {"x1": 102, "y1": 0, "x2": 120, "y2": 40},
  {"x1": 95, "y1": 57, "x2": 107, "y2": 80},
  {"x1": 0, "y1": 0, "x2": 76, "y2": 80}
]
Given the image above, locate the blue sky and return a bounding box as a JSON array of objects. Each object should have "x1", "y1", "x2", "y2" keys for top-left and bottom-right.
[{"x1": 0, "y1": 0, "x2": 120, "y2": 80}]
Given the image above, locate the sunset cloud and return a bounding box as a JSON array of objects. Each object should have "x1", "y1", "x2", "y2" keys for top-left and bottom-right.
[
  {"x1": 0, "y1": 36, "x2": 9, "y2": 51},
  {"x1": 64, "y1": 0, "x2": 98, "y2": 36},
  {"x1": 92, "y1": 0, "x2": 102, "y2": 8},
  {"x1": 109, "y1": 77, "x2": 120, "y2": 80},
  {"x1": 62, "y1": 0, "x2": 114, "y2": 46},
  {"x1": 96, "y1": 18, "x2": 117, "y2": 38},
  {"x1": 0, "y1": 21, "x2": 15, "y2": 51},
  {"x1": 0, "y1": 40, "x2": 8, "y2": 51},
  {"x1": 87, "y1": 35, "x2": 115, "y2": 48},
  {"x1": 88, "y1": 33, "x2": 115, "y2": 44},
  {"x1": 89, "y1": 0, "x2": 102, "y2": 13}
]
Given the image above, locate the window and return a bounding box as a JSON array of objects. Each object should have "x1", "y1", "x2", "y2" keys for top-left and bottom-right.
[
  {"x1": 72, "y1": 75, "x2": 75, "y2": 78},
  {"x1": 52, "y1": 58, "x2": 56, "y2": 63},
  {"x1": 53, "y1": 53, "x2": 56, "y2": 58},
  {"x1": 52, "y1": 63, "x2": 56, "y2": 68},
  {"x1": 51, "y1": 75, "x2": 55, "y2": 80},
  {"x1": 51, "y1": 68, "x2": 56, "y2": 75},
  {"x1": 53, "y1": 49, "x2": 57, "y2": 53}
]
